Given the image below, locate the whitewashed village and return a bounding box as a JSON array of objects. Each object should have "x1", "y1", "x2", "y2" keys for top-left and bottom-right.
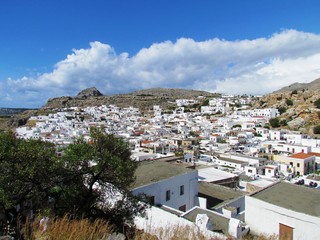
[{"x1": 15, "y1": 93, "x2": 320, "y2": 239}]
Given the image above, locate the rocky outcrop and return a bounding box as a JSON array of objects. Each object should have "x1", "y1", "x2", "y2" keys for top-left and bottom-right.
[
  {"x1": 252, "y1": 78, "x2": 320, "y2": 134},
  {"x1": 74, "y1": 87, "x2": 103, "y2": 99}
]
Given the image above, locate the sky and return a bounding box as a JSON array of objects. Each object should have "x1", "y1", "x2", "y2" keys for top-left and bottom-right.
[{"x1": 1, "y1": 0, "x2": 320, "y2": 108}]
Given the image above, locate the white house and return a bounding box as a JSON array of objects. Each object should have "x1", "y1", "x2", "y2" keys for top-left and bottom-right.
[
  {"x1": 245, "y1": 182, "x2": 320, "y2": 239},
  {"x1": 131, "y1": 160, "x2": 198, "y2": 212}
]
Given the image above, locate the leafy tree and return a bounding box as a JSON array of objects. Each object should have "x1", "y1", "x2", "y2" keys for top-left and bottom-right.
[
  {"x1": 269, "y1": 118, "x2": 280, "y2": 128},
  {"x1": 0, "y1": 132, "x2": 61, "y2": 238},
  {"x1": 55, "y1": 127, "x2": 144, "y2": 230},
  {"x1": 0, "y1": 132, "x2": 60, "y2": 210},
  {"x1": 0, "y1": 128, "x2": 145, "y2": 234}
]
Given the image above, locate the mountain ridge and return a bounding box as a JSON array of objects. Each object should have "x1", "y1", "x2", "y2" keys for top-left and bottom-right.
[{"x1": 44, "y1": 87, "x2": 219, "y2": 110}]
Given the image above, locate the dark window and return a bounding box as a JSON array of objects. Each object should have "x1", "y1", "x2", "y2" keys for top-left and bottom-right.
[
  {"x1": 166, "y1": 190, "x2": 170, "y2": 201},
  {"x1": 297, "y1": 163, "x2": 300, "y2": 167},
  {"x1": 180, "y1": 185, "x2": 184, "y2": 196}
]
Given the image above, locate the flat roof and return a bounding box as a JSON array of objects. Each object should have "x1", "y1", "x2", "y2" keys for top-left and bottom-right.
[
  {"x1": 199, "y1": 181, "x2": 245, "y2": 201},
  {"x1": 198, "y1": 167, "x2": 237, "y2": 182},
  {"x1": 252, "y1": 182, "x2": 320, "y2": 217},
  {"x1": 131, "y1": 160, "x2": 195, "y2": 189},
  {"x1": 183, "y1": 207, "x2": 229, "y2": 234},
  {"x1": 217, "y1": 156, "x2": 246, "y2": 164}
]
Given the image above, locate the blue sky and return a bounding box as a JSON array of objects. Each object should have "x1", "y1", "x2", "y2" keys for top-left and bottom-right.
[{"x1": 1, "y1": 0, "x2": 320, "y2": 108}]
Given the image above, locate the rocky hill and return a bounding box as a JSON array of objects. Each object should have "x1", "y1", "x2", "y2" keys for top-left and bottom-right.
[
  {"x1": 273, "y1": 78, "x2": 320, "y2": 93},
  {"x1": 44, "y1": 87, "x2": 219, "y2": 111},
  {"x1": 252, "y1": 78, "x2": 320, "y2": 134}
]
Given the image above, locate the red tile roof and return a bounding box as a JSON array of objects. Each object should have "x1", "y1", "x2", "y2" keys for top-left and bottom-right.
[
  {"x1": 290, "y1": 152, "x2": 314, "y2": 159},
  {"x1": 310, "y1": 152, "x2": 320, "y2": 157}
]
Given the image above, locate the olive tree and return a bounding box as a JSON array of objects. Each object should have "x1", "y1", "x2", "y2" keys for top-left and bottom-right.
[{"x1": 0, "y1": 128, "x2": 145, "y2": 235}]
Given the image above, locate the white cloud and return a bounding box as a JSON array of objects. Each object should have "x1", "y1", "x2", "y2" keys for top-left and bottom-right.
[{"x1": 2, "y1": 29, "x2": 320, "y2": 107}]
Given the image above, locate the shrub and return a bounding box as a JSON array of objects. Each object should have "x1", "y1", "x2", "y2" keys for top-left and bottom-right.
[
  {"x1": 277, "y1": 107, "x2": 287, "y2": 115},
  {"x1": 314, "y1": 98, "x2": 320, "y2": 109},
  {"x1": 279, "y1": 119, "x2": 287, "y2": 126},
  {"x1": 314, "y1": 125, "x2": 320, "y2": 134},
  {"x1": 286, "y1": 99, "x2": 293, "y2": 106},
  {"x1": 269, "y1": 118, "x2": 280, "y2": 128},
  {"x1": 291, "y1": 90, "x2": 298, "y2": 94}
]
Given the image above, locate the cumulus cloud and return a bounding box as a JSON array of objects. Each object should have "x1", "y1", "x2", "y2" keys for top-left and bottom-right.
[{"x1": 1, "y1": 29, "x2": 320, "y2": 107}]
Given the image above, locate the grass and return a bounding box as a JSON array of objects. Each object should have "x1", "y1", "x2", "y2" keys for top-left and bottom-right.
[
  {"x1": 21, "y1": 215, "x2": 278, "y2": 240},
  {"x1": 25, "y1": 215, "x2": 113, "y2": 240},
  {"x1": 22, "y1": 215, "x2": 223, "y2": 240}
]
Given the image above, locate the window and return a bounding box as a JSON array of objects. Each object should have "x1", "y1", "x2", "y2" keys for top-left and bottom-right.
[
  {"x1": 166, "y1": 190, "x2": 170, "y2": 201},
  {"x1": 237, "y1": 207, "x2": 241, "y2": 214},
  {"x1": 180, "y1": 185, "x2": 184, "y2": 196},
  {"x1": 297, "y1": 163, "x2": 300, "y2": 167}
]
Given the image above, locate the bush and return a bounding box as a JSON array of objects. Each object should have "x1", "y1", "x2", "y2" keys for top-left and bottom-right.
[
  {"x1": 279, "y1": 119, "x2": 287, "y2": 126},
  {"x1": 314, "y1": 98, "x2": 320, "y2": 109},
  {"x1": 277, "y1": 107, "x2": 287, "y2": 115},
  {"x1": 314, "y1": 125, "x2": 320, "y2": 134},
  {"x1": 291, "y1": 90, "x2": 298, "y2": 94},
  {"x1": 269, "y1": 118, "x2": 280, "y2": 128},
  {"x1": 286, "y1": 99, "x2": 293, "y2": 106}
]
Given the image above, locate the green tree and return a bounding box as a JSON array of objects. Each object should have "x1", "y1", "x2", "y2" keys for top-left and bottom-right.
[
  {"x1": 0, "y1": 129, "x2": 144, "y2": 234},
  {"x1": 0, "y1": 132, "x2": 60, "y2": 210},
  {"x1": 269, "y1": 118, "x2": 280, "y2": 128},
  {"x1": 56, "y1": 127, "x2": 144, "y2": 230}
]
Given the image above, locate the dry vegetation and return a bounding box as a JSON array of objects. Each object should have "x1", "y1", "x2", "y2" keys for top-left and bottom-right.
[
  {"x1": 17, "y1": 215, "x2": 281, "y2": 240},
  {"x1": 24, "y1": 215, "x2": 113, "y2": 240},
  {"x1": 22, "y1": 215, "x2": 224, "y2": 240}
]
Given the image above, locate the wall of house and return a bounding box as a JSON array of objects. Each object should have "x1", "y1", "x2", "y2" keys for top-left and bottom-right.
[
  {"x1": 245, "y1": 196, "x2": 320, "y2": 239},
  {"x1": 274, "y1": 155, "x2": 315, "y2": 175},
  {"x1": 215, "y1": 196, "x2": 246, "y2": 222},
  {"x1": 132, "y1": 171, "x2": 198, "y2": 211}
]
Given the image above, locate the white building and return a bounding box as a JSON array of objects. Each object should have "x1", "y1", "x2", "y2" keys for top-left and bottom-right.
[
  {"x1": 245, "y1": 182, "x2": 320, "y2": 239},
  {"x1": 131, "y1": 160, "x2": 198, "y2": 212}
]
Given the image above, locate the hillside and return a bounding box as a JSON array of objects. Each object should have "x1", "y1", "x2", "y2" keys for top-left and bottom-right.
[
  {"x1": 2, "y1": 88, "x2": 218, "y2": 129},
  {"x1": 43, "y1": 87, "x2": 219, "y2": 111},
  {"x1": 252, "y1": 77, "x2": 320, "y2": 134},
  {"x1": 273, "y1": 78, "x2": 320, "y2": 93}
]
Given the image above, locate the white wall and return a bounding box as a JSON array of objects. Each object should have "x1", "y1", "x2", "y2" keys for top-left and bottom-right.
[
  {"x1": 132, "y1": 171, "x2": 198, "y2": 211},
  {"x1": 215, "y1": 196, "x2": 246, "y2": 222},
  {"x1": 245, "y1": 196, "x2": 320, "y2": 239}
]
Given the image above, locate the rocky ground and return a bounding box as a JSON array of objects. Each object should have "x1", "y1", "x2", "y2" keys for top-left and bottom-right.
[{"x1": 252, "y1": 78, "x2": 320, "y2": 134}]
